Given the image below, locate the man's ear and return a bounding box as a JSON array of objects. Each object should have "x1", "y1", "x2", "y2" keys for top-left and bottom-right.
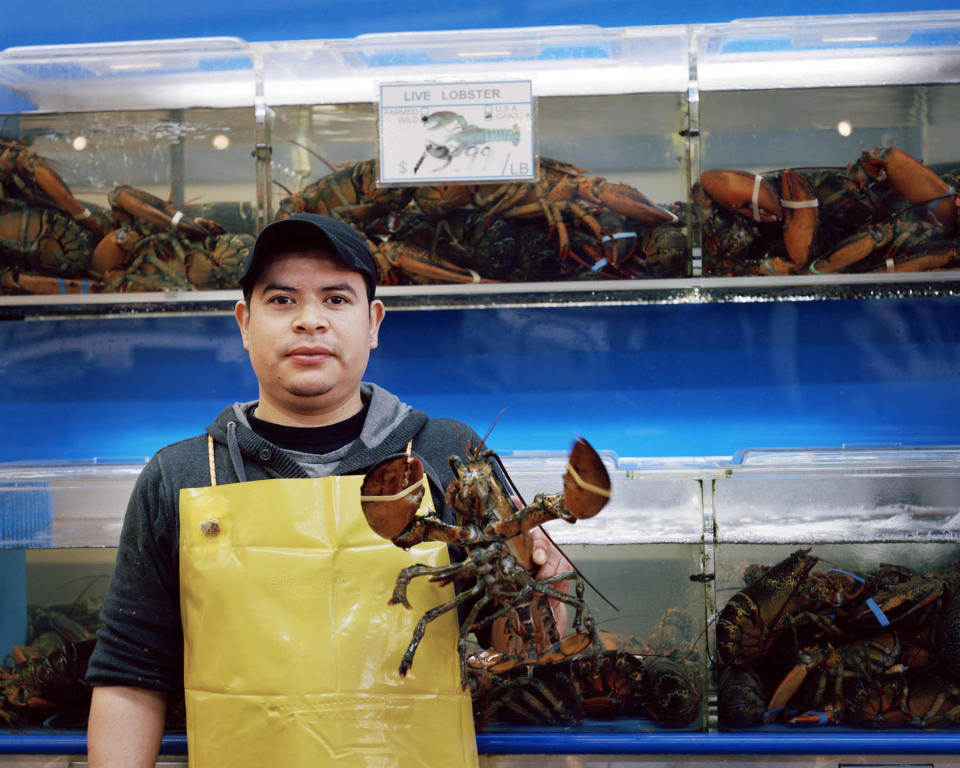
[
  {"x1": 235, "y1": 299, "x2": 251, "y2": 350},
  {"x1": 368, "y1": 299, "x2": 386, "y2": 349}
]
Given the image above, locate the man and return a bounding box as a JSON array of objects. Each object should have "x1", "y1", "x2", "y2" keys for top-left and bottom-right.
[{"x1": 86, "y1": 213, "x2": 570, "y2": 767}]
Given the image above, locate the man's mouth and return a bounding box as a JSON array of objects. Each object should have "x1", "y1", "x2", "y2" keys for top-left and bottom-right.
[{"x1": 287, "y1": 346, "x2": 334, "y2": 362}]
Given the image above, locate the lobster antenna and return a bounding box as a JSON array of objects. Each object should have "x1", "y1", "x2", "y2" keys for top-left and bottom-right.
[
  {"x1": 288, "y1": 138, "x2": 339, "y2": 173},
  {"x1": 480, "y1": 407, "x2": 508, "y2": 451},
  {"x1": 488, "y1": 450, "x2": 619, "y2": 612},
  {"x1": 272, "y1": 179, "x2": 295, "y2": 196},
  {"x1": 539, "y1": 524, "x2": 619, "y2": 612},
  {"x1": 453, "y1": 423, "x2": 470, "y2": 458}
]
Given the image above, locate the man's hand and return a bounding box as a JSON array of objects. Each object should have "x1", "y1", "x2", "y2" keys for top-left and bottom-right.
[{"x1": 529, "y1": 526, "x2": 573, "y2": 637}]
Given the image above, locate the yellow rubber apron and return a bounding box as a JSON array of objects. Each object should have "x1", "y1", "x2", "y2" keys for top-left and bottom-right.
[{"x1": 179, "y1": 444, "x2": 478, "y2": 768}]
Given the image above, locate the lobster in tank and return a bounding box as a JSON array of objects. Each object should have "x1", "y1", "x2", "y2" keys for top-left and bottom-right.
[
  {"x1": 714, "y1": 548, "x2": 960, "y2": 729},
  {"x1": 696, "y1": 146, "x2": 960, "y2": 276}
]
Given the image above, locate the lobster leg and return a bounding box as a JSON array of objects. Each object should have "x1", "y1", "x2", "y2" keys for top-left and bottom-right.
[
  {"x1": 390, "y1": 558, "x2": 478, "y2": 609},
  {"x1": 399, "y1": 579, "x2": 485, "y2": 684}
]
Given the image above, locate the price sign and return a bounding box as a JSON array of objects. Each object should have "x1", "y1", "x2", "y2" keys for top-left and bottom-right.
[{"x1": 378, "y1": 80, "x2": 534, "y2": 185}]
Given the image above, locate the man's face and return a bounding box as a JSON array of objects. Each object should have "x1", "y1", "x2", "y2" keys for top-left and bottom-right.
[{"x1": 235, "y1": 250, "x2": 385, "y2": 425}]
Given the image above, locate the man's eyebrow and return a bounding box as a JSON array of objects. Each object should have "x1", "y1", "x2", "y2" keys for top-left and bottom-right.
[
  {"x1": 319, "y1": 282, "x2": 358, "y2": 296},
  {"x1": 260, "y1": 282, "x2": 298, "y2": 295},
  {"x1": 259, "y1": 282, "x2": 358, "y2": 296}
]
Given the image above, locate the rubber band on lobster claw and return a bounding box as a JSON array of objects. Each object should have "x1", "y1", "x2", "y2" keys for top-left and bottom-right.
[{"x1": 359, "y1": 442, "x2": 429, "y2": 540}]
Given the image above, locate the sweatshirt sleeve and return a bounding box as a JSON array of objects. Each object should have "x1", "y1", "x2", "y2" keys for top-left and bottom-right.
[{"x1": 85, "y1": 453, "x2": 184, "y2": 695}]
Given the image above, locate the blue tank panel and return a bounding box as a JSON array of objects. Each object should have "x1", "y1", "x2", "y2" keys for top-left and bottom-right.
[{"x1": 1, "y1": 297, "x2": 957, "y2": 462}]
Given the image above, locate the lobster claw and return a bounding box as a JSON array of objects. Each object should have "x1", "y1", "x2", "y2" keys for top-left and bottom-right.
[
  {"x1": 700, "y1": 170, "x2": 783, "y2": 223},
  {"x1": 780, "y1": 169, "x2": 819, "y2": 268},
  {"x1": 577, "y1": 178, "x2": 679, "y2": 225},
  {"x1": 376, "y1": 240, "x2": 497, "y2": 284},
  {"x1": 855, "y1": 147, "x2": 957, "y2": 231},
  {"x1": 109, "y1": 185, "x2": 209, "y2": 239},
  {"x1": 360, "y1": 453, "x2": 425, "y2": 540},
  {"x1": 562, "y1": 438, "x2": 611, "y2": 520},
  {"x1": 764, "y1": 654, "x2": 818, "y2": 723},
  {"x1": 14, "y1": 149, "x2": 104, "y2": 239}
]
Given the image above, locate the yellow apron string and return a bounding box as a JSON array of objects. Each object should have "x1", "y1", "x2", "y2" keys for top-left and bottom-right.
[{"x1": 207, "y1": 434, "x2": 217, "y2": 487}]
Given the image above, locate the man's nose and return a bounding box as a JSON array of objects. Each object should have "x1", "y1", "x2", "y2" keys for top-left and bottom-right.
[{"x1": 294, "y1": 301, "x2": 329, "y2": 330}]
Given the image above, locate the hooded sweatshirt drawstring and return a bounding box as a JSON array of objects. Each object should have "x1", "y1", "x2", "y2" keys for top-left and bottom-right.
[{"x1": 226, "y1": 421, "x2": 247, "y2": 483}]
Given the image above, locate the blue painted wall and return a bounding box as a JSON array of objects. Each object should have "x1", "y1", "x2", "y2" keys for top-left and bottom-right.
[
  {"x1": 2, "y1": 0, "x2": 958, "y2": 48},
  {"x1": 2, "y1": 297, "x2": 957, "y2": 462}
]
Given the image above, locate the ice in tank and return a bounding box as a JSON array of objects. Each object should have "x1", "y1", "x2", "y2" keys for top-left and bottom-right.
[
  {"x1": 695, "y1": 13, "x2": 960, "y2": 279},
  {"x1": 711, "y1": 446, "x2": 960, "y2": 730},
  {"x1": 260, "y1": 27, "x2": 692, "y2": 286},
  {"x1": 0, "y1": 39, "x2": 259, "y2": 295}
]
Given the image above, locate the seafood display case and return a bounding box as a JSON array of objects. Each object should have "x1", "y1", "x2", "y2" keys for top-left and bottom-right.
[
  {"x1": 258, "y1": 26, "x2": 691, "y2": 292},
  {"x1": 1, "y1": 9, "x2": 960, "y2": 768},
  {"x1": 0, "y1": 13, "x2": 959, "y2": 312},
  {"x1": 695, "y1": 13, "x2": 960, "y2": 285},
  {"x1": 0, "y1": 38, "x2": 260, "y2": 301},
  {"x1": 0, "y1": 453, "x2": 713, "y2": 759},
  {"x1": 712, "y1": 447, "x2": 960, "y2": 734}
]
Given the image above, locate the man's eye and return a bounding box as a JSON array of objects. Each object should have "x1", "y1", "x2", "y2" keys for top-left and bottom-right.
[
  {"x1": 327, "y1": 295, "x2": 348, "y2": 305},
  {"x1": 269, "y1": 295, "x2": 294, "y2": 305}
]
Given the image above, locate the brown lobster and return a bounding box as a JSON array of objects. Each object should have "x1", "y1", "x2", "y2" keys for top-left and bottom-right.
[{"x1": 359, "y1": 435, "x2": 611, "y2": 688}]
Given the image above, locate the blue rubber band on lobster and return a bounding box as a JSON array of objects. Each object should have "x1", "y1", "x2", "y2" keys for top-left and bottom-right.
[
  {"x1": 764, "y1": 705, "x2": 784, "y2": 719},
  {"x1": 827, "y1": 567, "x2": 865, "y2": 583},
  {"x1": 921, "y1": 186, "x2": 956, "y2": 210},
  {"x1": 864, "y1": 597, "x2": 891, "y2": 626},
  {"x1": 591, "y1": 258, "x2": 608, "y2": 272}
]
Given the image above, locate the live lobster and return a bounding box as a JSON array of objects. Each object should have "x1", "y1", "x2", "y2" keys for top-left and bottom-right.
[
  {"x1": 359, "y1": 435, "x2": 612, "y2": 687},
  {"x1": 716, "y1": 548, "x2": 960, "y2": 729},
  {"x1": 697, "y1": 146, "x2": 959, "y2": 276}
]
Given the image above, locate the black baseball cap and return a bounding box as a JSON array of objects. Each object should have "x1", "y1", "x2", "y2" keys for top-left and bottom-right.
[{"x1": 240, "y1": 213, "x2": 378, "y2": 299}]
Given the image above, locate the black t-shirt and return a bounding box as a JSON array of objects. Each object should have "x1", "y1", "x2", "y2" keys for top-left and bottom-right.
[{"x1": 247, "y1": 402, "x2": 369, "y2": 454}]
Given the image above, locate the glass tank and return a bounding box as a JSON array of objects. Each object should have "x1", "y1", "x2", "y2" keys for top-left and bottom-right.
[
  {"x1": 711, "y1": 447, "x2": 960, "y2": 732},
  {"x1": 695, "y1": 13, "x2": 960, "y2": 281},
  {"x1": 501, "y1": 452, "x2": 710, "y2": 731},
  {"x1": 259, "y1": 27, "x2": 692, "y2": 288},
  {"x1": 1, "y1": 14, "x2": 959, "y2": 310},
  {"x1": 0, "y1": 453, "x2": 711, "y2": 735},
  {"x1": 0, "y1": 460, "x2": 141, "y2": 730},
  {"x1": 0, "y1": 38, "x2": 258, "y2": 298}
]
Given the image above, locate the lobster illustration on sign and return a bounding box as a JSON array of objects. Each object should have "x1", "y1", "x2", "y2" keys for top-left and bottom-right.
[
  {"x1": 359, "y1": 433, "x2": 612, "y2": 688},
  {"x1": 414, "y1": 111, "x2": 521, "y2": 173}
]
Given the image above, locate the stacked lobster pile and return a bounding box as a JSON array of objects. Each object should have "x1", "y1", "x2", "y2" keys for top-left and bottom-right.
[
  {"x1": 275, "y1": 153, "x2": 688, "y2": 284},
  {"x1": 359, "y1": 436, "x2": 703, "y2": 730},
  {"x1": 696, "y1": 147, "x2": 960, "y2": 276},
  {"x1": 0, "y1": 136, "x2": 255, "y2": 295},
  {"x1": 717, "y1": 548, "x2": 960, "y2": 729},
  {"x1": 0, "y1": 596, "x2": 103, "y2": 727}
]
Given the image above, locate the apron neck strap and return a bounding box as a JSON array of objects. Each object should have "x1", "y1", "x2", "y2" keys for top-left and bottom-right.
[{"x1": 207, "y1": 434, "x2": 217, "y2": 487}]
